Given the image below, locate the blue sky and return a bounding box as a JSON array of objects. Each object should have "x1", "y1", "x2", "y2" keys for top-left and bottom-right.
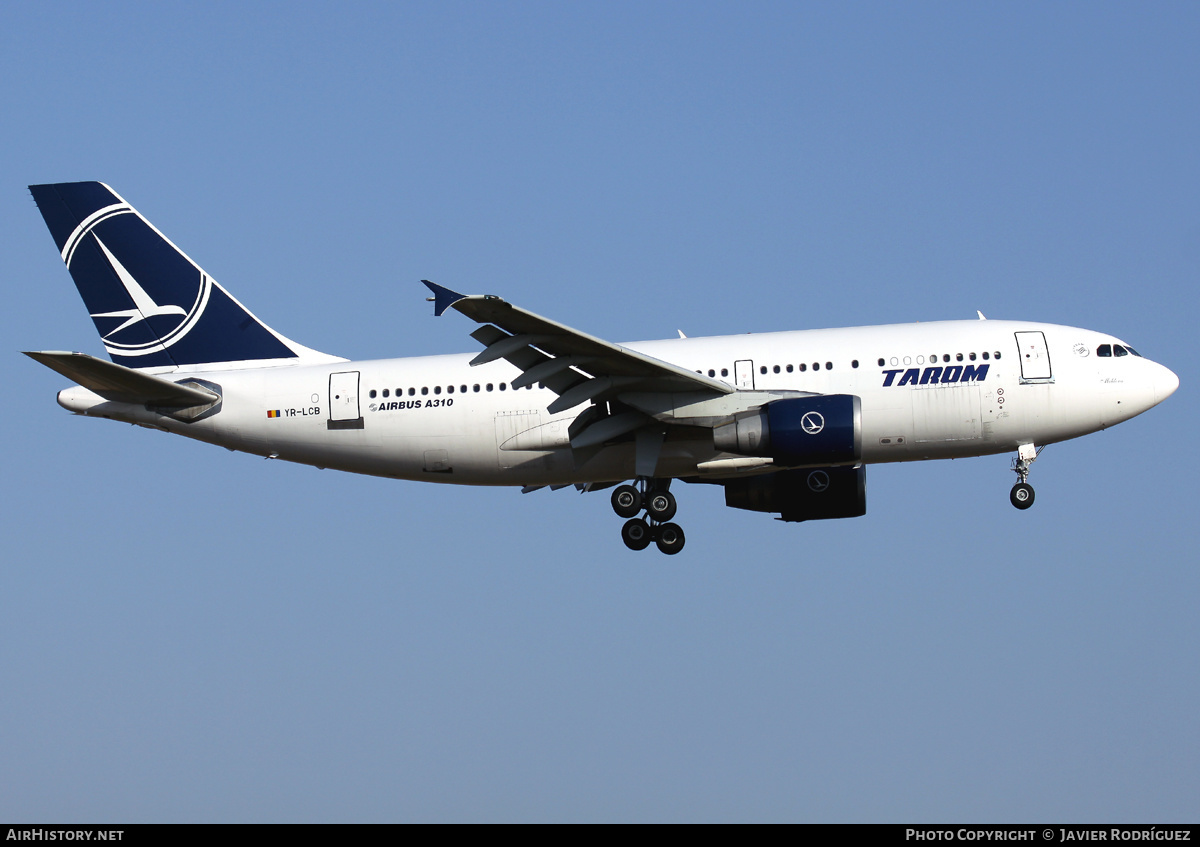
[{"x1": 1, "y1": 2, "x2": 1196, "y2": 822}]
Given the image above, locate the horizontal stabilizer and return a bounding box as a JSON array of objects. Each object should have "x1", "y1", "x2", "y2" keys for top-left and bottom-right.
[{"x1": 24, "y1": 351, "x2": 219, "y2": 407}]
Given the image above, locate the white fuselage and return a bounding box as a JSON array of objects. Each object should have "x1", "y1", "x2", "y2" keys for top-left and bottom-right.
[{"x1": 57, "y1": 319, "x2": 1178, "y2": 486}]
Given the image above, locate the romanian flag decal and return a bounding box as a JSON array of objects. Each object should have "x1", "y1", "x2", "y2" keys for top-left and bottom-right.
[{"x1": 267, "y1": 409, "x2": 280, "y2": 418}]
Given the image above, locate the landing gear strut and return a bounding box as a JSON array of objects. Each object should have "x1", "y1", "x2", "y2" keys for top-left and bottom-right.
[
  {"x1": 613, "y1": 478, "x2": 685, "y2": 554},
  {"x1": 1009, "y1": 443, "x2": 1040, "y2": 510}
]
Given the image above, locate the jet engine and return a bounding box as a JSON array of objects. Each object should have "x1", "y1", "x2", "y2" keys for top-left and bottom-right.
[
  {"x1": 712, "y1": 394, "x2": 861, "y2": 467},
  {"x1": 723, "y1": 465, "x2": 866, "y2": 522}
]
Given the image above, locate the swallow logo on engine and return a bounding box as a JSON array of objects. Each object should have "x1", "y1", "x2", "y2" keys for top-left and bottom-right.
[{"x1": 801, "y1": 411, "x2": 825, "y2": 435}]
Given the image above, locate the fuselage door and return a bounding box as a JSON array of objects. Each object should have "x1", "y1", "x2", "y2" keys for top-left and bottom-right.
[
  {"x1": 734, "y1": 359, "x2": 756, "y2": 390},
  {"x1": 1014, "y1": 331, "x2": 1053, "y2": 382},
  {"x1": 328, "y1": 371, "x2": 364, "y2": 429}
]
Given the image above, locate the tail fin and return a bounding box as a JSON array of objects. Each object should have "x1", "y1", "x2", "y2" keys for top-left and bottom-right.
[{"x1": 29, "y1": 182, "x2": 339, "y2": 370}]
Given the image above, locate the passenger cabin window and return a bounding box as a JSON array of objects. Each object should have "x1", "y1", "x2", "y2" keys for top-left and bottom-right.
[{"x1": 1097, "y1": 344, "x2": 1112, "y2": 357}]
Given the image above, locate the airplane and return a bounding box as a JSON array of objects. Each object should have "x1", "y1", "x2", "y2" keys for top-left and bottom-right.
[{"x1": 25, "y1": 181, "x2": 1179, "y2": 555}]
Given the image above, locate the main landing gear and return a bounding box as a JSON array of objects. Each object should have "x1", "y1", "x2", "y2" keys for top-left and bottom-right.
[
  {"x1": 1009, "y1": 443, "x2": 1041, "y2": 510},
  {"x1": 611, "y1": 479, "x2": 685, "y2": 554}
]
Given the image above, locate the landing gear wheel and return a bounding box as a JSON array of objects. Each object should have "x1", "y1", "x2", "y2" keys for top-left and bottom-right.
[
  {"x1": 611, "y1": 484, "x2": 643, "y2": 519},
  {"x1": 1010, "y1": 482, "x2": 1035, "y2": 510},
  {"x1": 655, "y1": 522, "x2": 686, "y2": 555},
  {"x1": 621, "y1": 518, "x2": 652, "y2": 551},
  {"x1": 645, "y1": 489, "x2": 677, "y2": 523}
]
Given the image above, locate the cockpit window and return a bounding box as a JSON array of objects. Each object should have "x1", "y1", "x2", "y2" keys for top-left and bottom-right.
[
  {"x1": 1114, "y1": 345, "x2": 1129, "y2": 357},
  {"x1": 1097, "y1": 344, "x2": 1112, "y2": 357},
  {"x1": 1126, "y1": 346, "x2": 1142, "y2": 357}
]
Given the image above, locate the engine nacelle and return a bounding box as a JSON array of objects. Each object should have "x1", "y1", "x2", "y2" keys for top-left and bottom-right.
[
  {"x1": 712, "y1": 394, "x2": 861, "y2": 467},
  {"x1": 724, "y1": 465, "x2": 866, "y2": 522}
]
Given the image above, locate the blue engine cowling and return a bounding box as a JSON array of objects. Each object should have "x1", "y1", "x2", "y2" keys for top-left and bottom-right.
[
  {"x1": 724, "y1": 465, "x2": 866, "y2": 522},
  {"x1": 712, "y1": 394, "x2": 862, "y2": 467}
]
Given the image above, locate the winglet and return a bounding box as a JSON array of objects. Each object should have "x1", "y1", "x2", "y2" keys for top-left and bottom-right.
[{"x1": 422, "y1": 280, "x2": 467, "y2": 317}]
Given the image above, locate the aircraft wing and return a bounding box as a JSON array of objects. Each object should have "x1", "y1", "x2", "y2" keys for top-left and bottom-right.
[
  {"x1": 423, "y1": 281, "x2": 732, "y2": 415},
  {"x1": 24, "y1": 351, "x2": 219, "y2": 407}
]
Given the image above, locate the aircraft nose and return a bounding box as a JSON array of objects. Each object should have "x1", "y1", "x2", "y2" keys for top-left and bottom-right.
[{"x1": 1155, "y1": 364, "x2": 1179, "y2": 404}]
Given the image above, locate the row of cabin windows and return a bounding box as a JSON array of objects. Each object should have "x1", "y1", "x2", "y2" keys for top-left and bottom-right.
[
  {"x1": 762, "y1": 360, "x2": 860, "y2": 374},
  {"x1": 877, "y1": 351, "x2": 1001, "y2": 367},
  {"x1": 692, "y1": 352, "x2": 1001, "y2": 378},
  {"x1": 696, "y1": 360, "x2": 858, "y2": 378},
  {"x1": 1097, "y1": 344, "x2": 1140, "y2": 357},
  {"x1": 368, "y1": 382, "x2": 535, "y2": 399}
]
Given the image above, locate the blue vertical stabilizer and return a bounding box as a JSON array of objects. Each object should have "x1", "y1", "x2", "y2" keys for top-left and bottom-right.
[{"x1": 30, "y1": 182, "x2": 336, "y2": 369}]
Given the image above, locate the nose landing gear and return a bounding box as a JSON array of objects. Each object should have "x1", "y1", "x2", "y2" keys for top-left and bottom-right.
[
  {"x1": 1009, "y1": 443, "x2": 1041, "y2": 510},
  {"x1": 612, "y1": 478, "x2": 685, "y2": 554}
]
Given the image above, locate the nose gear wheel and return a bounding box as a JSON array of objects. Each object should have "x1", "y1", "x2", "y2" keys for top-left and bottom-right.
[{"x1": 1010, "y1": 482, "x2": 1035, "y2": 509}]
